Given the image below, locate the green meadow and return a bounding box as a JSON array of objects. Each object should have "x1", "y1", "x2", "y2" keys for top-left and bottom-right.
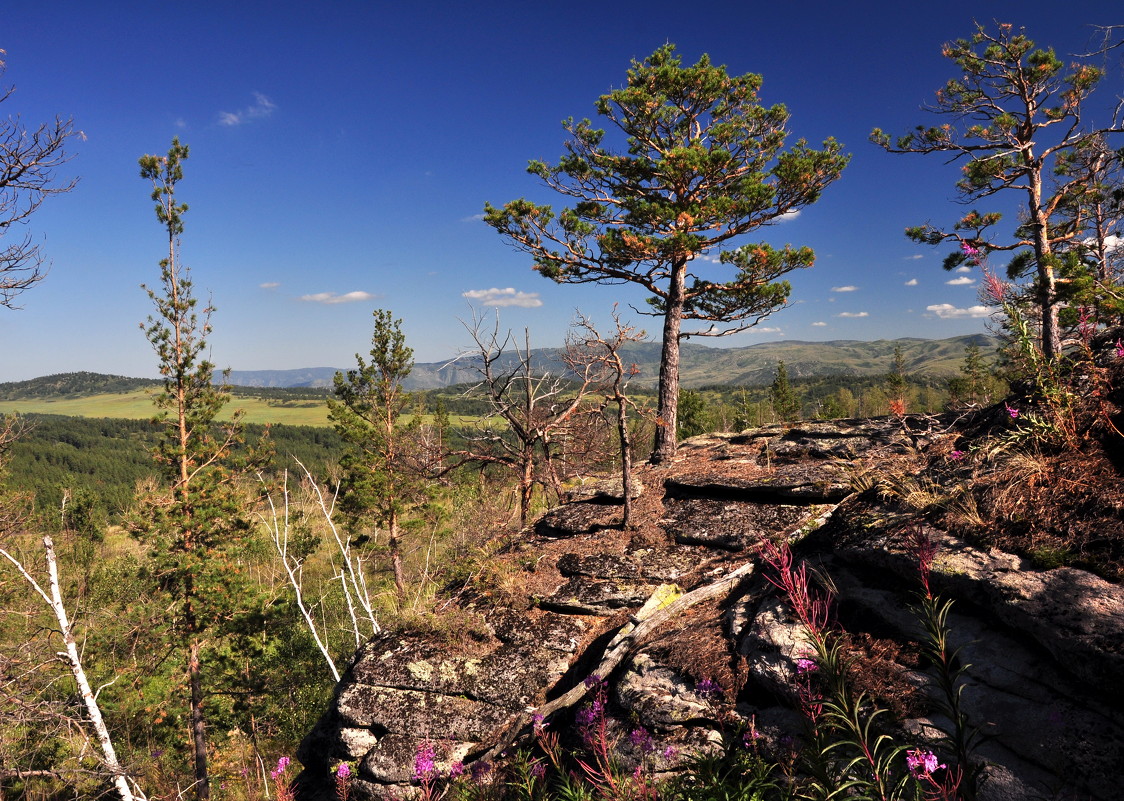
[
  {"x1": 0, "y1": 389, "x2": 333, "y2": 426},
  {"x1": 0, "y1": 388, "x2": 482, "y2": 428}
]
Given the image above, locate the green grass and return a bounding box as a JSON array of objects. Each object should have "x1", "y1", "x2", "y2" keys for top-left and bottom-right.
[
  {"x1": 0, "y1": 389, "x2": 333, "y2": 426},
  {"x1": 0, "y1": 390, "x2": 484, "y2": 428}
]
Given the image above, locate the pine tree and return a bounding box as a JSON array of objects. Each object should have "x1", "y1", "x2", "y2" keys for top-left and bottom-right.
[
  {"x1": 137, "y1": 138, "x2": 260, "y2": 801},
  {"x1": 770, "y1": 361, "x2": 801, "y2": 422},
  {"x1": 886, "y1": 344, "x2": 908, "y2": 414},
  {"x1": 487, "y1": 44, "x2": 847, "y2": 463},
  {"x1": 873, "y1": 23, "x2": 1124, "y2": 359},
  {"x1": 327, "y1": 309, "x2": 430, "y2": 603}
]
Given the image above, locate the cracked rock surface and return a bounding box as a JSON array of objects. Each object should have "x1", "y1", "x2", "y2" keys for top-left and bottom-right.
[{"x1": 298, "y1": 420, "x2": 1124, "y2": 801}]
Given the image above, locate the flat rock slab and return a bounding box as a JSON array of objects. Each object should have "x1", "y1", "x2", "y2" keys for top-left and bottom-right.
[
  {"x1": 664, "y1": 463, "x2": 853, "y2": 504},
  {"x1": 535, "y1": 501, "x2": 623, "y2": 538},
  {"x1": 540, "y1": 576, "x2": 655, "y2": 615},
  {"x1": 662, "y1": 498, "x2": 812, "y2": 550}
]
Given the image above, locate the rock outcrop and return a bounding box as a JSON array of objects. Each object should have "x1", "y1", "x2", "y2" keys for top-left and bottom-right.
[{"x1": 298, "y1": 417, "x2": 1124, "y2": 800}]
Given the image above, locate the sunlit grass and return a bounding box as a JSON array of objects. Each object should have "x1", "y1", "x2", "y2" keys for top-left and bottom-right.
[{"x1": 0, "y1": 390, "x2": 483, "y2": 428}]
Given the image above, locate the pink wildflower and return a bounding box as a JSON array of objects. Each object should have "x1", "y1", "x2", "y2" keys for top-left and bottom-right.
[
  {"x1": 1116, "y1": 339, "x2": 1124, "y2": 359},
  {"x1": 629, "y1": 727, "x2": 656, "y2": 754},
  {"x1": 1006, "y1": 403, "x2": 1019, "y2": 419},
  {"x1": 981, "y1": 269, "x2": 1006, "y2": 305},
  {"x1": 948, "y1": 449, "x2": 965, "y2": 461},
  {"x1": 413, "y1": 741, "x2": 438, "y2": 782},
  {"x1": 796, "y1": 658, "x2": 818, "y2": 674},
  {"x1": 334, "y1": 762, "x2": 352, "y2": 801},
  {"x1": 907, "y1": 525, "x2": 939, "y2": 599},
  {"x1": 271, "y1": 756, "x2": 291, "y2": 780},
  {"x1": 906, "y1": 748, "x2": 946, "y2": 778}
]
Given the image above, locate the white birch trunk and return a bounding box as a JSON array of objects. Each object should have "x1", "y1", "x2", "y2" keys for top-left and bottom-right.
[{"x1": 0, "y1": 536, "x2": 145, "y2": 801}]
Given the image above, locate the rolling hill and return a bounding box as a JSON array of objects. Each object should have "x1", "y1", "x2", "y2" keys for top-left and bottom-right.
[
  {"x1": 0, "y1": 336, "x2": 998, "y2": 411},
  {"x1": 219, "y1": 334, "x2": 997, "y2": 391}
]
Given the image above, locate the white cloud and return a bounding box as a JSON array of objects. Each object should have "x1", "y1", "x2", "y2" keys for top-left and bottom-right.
[
  {"x1": 218, "y1": 92, "x2": 276, "y2": 127},
  {"x1": 299, "y1": 290, "x2": 376, "y2": 304},
  {"x1": 926, "y1": 303, "x2": 990, "y2": 319},
  {"x1": 905, "y1": 254, "x2": 924, "y2": 260},
  {"x1": 461, "y1": 213, "x2": 486, "y2": 222},
  {"x1": 831, "y1": 285, "x2": 858, "y2": 293},
  {"x1": 778, "y1": 209, "x2": 801, "y2": 222},
  {"x1": 462, "y1": 287, "x2": 543, "y2": 308},
  {"x1": 259, "y1": 281, "x2": 280, "y2": 289},
  {"x1": 811, "y1": 321, "x2": 827, "y2": 327},
  {"x1": 746, "y1": 326, "x2": 782, "y2": 334},
  {"x1": 945, "y1": 276, "x2": 976, "y2": 286},
  {"x1": 904, "y1": 278, "x2": 918, "y2": 286},
  {"x1": 955, "y1": 265, "x2": 972, "y2": 273},
  {"x1": 836, "y1": 311, "x2": 869, "y2": 318}
]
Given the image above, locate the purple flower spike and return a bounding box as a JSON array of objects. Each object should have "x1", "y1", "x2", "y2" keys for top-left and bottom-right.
[
  {"x1": 796, "y1": 658, "x2": 818, "y2": 674},
  {"x1": 1006, "y1": 403, "x2": 1019, "y2": 419},
  {"x1": 413, "y1": 742, "x2": 437, "y2": 782},
  {"x1": 629, "y1": 727, "x2": 656, "y2": 754},
  {"x1": 906, "y1": 748, "x2": 945, "y2": 778},
  {"x1": 696, "y1": 677, "x2": 722, "y2": 699}
]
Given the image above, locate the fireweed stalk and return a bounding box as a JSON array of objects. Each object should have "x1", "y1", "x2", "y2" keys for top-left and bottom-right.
[
  {"x1": 907, "y1": 525, "x2": 980, "y2": 800},
  {"x1": 977, "y1": 259, "x2": 1083, "y2": 449},
  {"x1": 570, "y1": 675, "x2": 661, "y2": 801},
  {"x1": 334, "y1": 761, "x2": 353, "y2": 801},
  {"x1": 270, "y1": 757, "x2": 295, "y2": 801},
  {"x1": 413, "y1": 740, "x2": 441, "y2": 801},
  {"x1": 762, "y1": 539, "x2": 922, "y2": 800}
]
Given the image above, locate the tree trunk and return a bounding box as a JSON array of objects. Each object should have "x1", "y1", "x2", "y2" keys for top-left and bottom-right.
[
  {"x1": 1029, "y1": 170, "x2": 1061, "y2": 360},
  {"x1": 1, "y1": 536, "x2": 146, "y2": 801},
  {"x1": 617, "y1": 400, "x2": 633, "y2": 527},
  {"x1": 389, "y1": 511, "x2": 406, "y2": 605},
  {"x1": 650, "y1": 261, "x2": 687, "y2": 465},
  {"x1": 519, "y1": 443, "x2": 535, "y2": 526},
  {"x1": 188, "y1": 640, "x2": 209, "y2": 801}
]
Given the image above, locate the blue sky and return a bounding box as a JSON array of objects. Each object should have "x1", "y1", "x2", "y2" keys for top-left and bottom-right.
[{"x1": 1, "y1": 0, "x2": 1120, "y2": 381}]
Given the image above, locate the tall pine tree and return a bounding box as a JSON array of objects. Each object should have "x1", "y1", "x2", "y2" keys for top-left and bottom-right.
[{"x1": 137, "y1": 139, "x2": 259, "y2": 801}]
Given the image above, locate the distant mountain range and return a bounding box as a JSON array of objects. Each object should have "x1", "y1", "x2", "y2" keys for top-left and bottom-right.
[
  {"x1": 224, "y1": 334, "x2": 997, "y2": 390},
  {"x1": 0, "y1": 335, "x2": 998, "y2": 400}
]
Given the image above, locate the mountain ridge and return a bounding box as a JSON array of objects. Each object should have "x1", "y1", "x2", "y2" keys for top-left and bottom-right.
[{"x1": 0, "y1": 334, "x2": 997, "y2": 398}]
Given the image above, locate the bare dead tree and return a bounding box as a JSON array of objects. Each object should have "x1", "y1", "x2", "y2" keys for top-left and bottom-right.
[
  {"x1": 564, "y1": 308, "x2": 649, "y2": 528},
  {"x1": 0, "y1": 536, "x2": 145, "y2": 801},
  {"x1": 453, "y1": 312, "x2": 596, "y2": 526},
  {"x1": 257, "y1": 461, "x2": 382, "y2": 684},
  {"x1": 0, "y1": 53, "x2": 79, "y2": 310}
]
